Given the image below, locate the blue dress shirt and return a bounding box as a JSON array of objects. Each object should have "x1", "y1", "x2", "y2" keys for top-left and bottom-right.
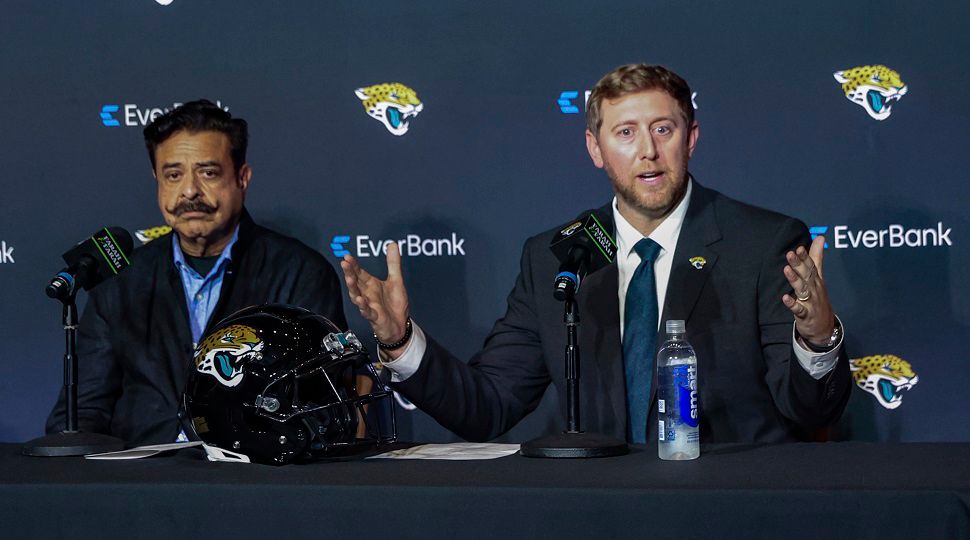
[{"x1": 171, "y1": 226, "x2": 240, "y2": 347}]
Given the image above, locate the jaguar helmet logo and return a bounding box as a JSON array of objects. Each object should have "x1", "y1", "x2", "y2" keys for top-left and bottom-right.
[
  {"x1": 194, "y1": 325, "x2": 264, "y2": 387},
  {"x1": 833, "y1": 65, "x2": 907, "y2": 121},
  {"x1": 355, "y1": 83, "x2": 424, "y2": 136},
  {"x1": 849, "y1": 354, "x2": 918, "y2": 409}
]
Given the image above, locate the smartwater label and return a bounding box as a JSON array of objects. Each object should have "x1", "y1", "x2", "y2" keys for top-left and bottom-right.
[{"x1": 674, "y1": 364, "x2": 699, "y2": 428}]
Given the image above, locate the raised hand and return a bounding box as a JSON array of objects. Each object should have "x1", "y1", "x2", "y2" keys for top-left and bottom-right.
[
  {"x1": 781, "y1": 235, "x2": 836, "y2": 346},
  {"x1": 340, "y1": 242, "x2": 411, "y2": 357}
]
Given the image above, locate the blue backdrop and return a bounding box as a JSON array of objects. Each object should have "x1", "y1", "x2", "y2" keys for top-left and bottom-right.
[{"x1": 1, "y1": 0, "x2": 967, "y2": 443}]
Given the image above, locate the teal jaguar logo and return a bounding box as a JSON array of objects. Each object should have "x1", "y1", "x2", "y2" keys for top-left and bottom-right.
[
  {"x1": 194, "y1": 325, "x2": 264, "y2": 387},
  {"x1": 355, "y1": 82, "x2": 424, "y2": 136},
  {"x1": 833, "y1": 65, "x2": 908, "y2": 121},
  {"x1": 849, "y1": 354, "x2": 918, "y2": 409}
]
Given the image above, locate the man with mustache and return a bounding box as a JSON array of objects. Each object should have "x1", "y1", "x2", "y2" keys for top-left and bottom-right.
[
  {"x1": 46, "y1": 100, "x2": 346, "y2": 446},
  {"x1": 342, "y1": 64, "x2": 851, "y2": 445}
]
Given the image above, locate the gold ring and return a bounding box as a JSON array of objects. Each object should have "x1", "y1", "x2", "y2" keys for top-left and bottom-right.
[{"x1": 796, "y1": 290, "x2": 811, "y2": 302}]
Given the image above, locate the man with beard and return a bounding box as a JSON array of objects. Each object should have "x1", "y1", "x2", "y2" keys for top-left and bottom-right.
[
  {"x1": 342, "y1": 64, "x2": 851, "y2": 444},
  {"x1": 46, "y1": 100, "x2": 346, "y2": 446}
]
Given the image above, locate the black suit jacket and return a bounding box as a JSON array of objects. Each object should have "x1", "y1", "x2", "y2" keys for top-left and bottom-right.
[
  {"x1": 396, "y1": 183, "x2": 851, "y2": 443},
  {"x1": 45, "y1": 211, "x2": 347, "y2": 446}
]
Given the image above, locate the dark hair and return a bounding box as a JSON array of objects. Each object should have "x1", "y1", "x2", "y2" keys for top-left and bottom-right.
[
  {"x1": 586, "y1": 64, "x2": 694, "y2": 136},
  {"x1": 143, "y1": 99, "x2": 248, "y2": 172}
]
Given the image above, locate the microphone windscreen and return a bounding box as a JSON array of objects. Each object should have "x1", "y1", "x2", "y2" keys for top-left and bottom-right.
[
  {"x1": 62, "y1": 227, "x2": 134, "y2": 290},
  {"x1": 549, "y1": 213, "x2": 617, "y2": 275}
]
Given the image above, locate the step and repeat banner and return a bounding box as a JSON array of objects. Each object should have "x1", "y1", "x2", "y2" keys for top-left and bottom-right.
[{"x1": 1, "y1": 1, "x2": 967, "y2": 443}]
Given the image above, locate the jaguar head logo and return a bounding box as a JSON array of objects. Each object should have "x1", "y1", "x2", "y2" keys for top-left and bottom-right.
[
  {"x1": 849, "y1": 354, "x2": 918, "y2": 409},
  {"x1": 355, "y1": 82, "x2": 424, "y2": 136},
  {"x1": 560, "y1": 222, "x2": 582, "y2": 237},
  {"x1": 135, "y1": 225, "x2": 173, "y2": 244},
  {"x1": 833, "y1": 65, "x2": 907, "y2": 121},
  {"x1": 194, "y1": 324, "x2": 264, "y2": 387}
]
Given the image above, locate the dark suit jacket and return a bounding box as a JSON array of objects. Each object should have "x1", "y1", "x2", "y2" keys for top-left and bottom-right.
[
  {"x1": 396, "y1": 183, "x2": 851, "y2": 443},
  {"x1": 46, "y1": 211, "x2": 347, "y2": 446}
]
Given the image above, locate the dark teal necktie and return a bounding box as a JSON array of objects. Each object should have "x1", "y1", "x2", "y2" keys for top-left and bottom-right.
[{"x1": 623, "y1": 238, "x2": 662, "y2": 444}]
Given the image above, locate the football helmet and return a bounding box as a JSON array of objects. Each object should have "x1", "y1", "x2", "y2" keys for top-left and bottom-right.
[{"x1": 181, "y1": 304, "x2": 396, "y2": 465}]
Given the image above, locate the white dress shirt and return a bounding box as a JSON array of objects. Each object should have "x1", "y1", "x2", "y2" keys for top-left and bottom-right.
[{"x1": 382, "y1": 180, "x2": 842, "y2": 382}]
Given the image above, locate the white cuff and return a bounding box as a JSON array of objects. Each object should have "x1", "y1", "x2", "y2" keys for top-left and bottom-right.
[
  {"x1": 791, "y1": 315, "x2": 844, "y2": 380},
  {"x1": 377, "y1": 321, "x2": 427, "y2": 383}
]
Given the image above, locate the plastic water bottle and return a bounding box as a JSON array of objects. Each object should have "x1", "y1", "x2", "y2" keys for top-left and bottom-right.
[{"x1": 657, "y1": 320, "x2": 699, "y2": 460}]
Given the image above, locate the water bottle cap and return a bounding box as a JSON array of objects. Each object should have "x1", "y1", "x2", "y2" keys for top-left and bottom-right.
[{"x1": 665, "y1": 320, "x2": 685, "y2": 334}]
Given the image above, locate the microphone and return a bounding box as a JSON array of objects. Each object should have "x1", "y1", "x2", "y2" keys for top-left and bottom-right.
[
  {"x1": 549, "y1": 213, "x2": 617, "y2": 301},
  {"x1": 46, "y1": 227, "x2": 134, "y2": 299}
]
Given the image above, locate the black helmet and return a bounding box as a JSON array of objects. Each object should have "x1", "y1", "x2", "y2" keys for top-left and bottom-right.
[{"x1": 181, "y1": 304, "x2": 395, "y2": 465}]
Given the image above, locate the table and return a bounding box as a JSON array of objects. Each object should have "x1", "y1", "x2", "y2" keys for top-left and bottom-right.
[{"x1": 2, "y1": 442, "x2": 968, "y2": 539}]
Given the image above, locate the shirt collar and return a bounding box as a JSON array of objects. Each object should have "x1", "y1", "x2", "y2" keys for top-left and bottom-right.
[
  {"x1": 171, "y1": 224, "x2": 241, "y2": 278},
  {"x1": 613, "y1": 178, "x2": 693, "y2": 259}
]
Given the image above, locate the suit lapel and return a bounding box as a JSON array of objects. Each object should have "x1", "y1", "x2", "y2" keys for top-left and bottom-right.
[
  {"x1": 148, "y1": 239, "x2": 197, "y2": 393},
  {"x1": 575, "y1": 204, "x2": 627, "y2": 429},
  {"x1": 206, "y1": 210, "x2": 254, "y2": 335},
  {"x1": 661, "y1": 182, "x2": 722, "y2": 326},
  {"x1": 152, "y1": 236, "x2": 194, "y2": 351}
]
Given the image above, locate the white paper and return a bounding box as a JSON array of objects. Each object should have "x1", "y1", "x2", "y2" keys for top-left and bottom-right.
[
  {"x1": 84, "y1": 441, "x2": 203, "y2": 460},
  {"x1": 367, "y1": 442, "x2": 520, "y2": 460}
]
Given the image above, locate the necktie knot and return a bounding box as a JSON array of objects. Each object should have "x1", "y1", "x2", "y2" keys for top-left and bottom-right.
[{"x1": 633, "y1": 238, "x2": 662, "y2": 263}]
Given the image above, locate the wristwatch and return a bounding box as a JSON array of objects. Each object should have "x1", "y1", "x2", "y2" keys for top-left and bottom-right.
[{"x1": 799, "y1": 318, "x2": 842, "y2": 353}]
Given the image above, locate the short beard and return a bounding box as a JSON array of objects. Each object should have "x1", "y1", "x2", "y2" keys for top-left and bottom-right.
[{"x1": 605, "y1": 160, "x2": 690, "y2": 221}]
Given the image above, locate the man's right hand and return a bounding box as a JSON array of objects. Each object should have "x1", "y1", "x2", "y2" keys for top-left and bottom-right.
[{"x1": 340, "y1": 243, "x2": 411, "y2": 359}]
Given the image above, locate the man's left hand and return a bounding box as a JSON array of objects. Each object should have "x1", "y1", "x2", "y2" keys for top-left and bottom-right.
[{"x1": 781, "y1": 235, "x2": 836, "y2": 346}]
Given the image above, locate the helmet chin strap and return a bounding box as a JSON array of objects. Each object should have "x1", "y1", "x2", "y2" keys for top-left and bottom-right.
[{"x1": 203, "y1": 443, "x2": 250, "y2": 464}]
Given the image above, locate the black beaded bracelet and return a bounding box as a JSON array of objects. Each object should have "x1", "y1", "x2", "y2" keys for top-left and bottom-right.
[{"x1": 375, "y1": 318, "x2": 413, "y2": 350}]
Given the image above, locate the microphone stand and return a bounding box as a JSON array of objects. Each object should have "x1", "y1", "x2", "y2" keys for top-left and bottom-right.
[
  {"x1": 520, "y1": 285, "x2": 628, "y2": 458},
  {"x1": 22, "y1": 283, "x2": 125, "y2": 456}
]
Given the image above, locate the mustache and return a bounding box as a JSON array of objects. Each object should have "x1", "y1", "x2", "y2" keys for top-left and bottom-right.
[{"x1": 172, "y1": 200, "x2": 216, "y2": 216}]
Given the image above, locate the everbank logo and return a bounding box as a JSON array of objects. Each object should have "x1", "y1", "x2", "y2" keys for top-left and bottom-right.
[
  {"x1": 558, "y1": 90, "x2": 698, "y2": 114},
  {"x1": 810, "y1": 223, "x2": 952, "y2": 249},
  {"x1": 0, "y1": 240, "x2": 13, "y2": 263},
  {"x1": 330, "y1": 233, "x2": 466, "y2": 258},
  {"x1": 100, "y1": 100, "x2": 229, "y2": 127}
]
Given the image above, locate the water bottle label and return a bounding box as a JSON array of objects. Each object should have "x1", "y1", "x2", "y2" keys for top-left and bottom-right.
[
  {"x1": 658, "y1": 399, "x2": 665, "y2": 413},
  {"x1": 673, "y1": 364, "x2": 699, "y2": 428},
  {"x1": 658, "y1": 420, "x2": 665, "y2": 441}
]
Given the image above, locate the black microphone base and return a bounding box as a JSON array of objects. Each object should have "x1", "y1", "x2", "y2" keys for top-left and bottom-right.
[
  {"x1": 520, "y1": 431, "x2": 629, "y2": 459},
  {"x1": 22, "y1": 431, "x2": 125, "y2": 457}
]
